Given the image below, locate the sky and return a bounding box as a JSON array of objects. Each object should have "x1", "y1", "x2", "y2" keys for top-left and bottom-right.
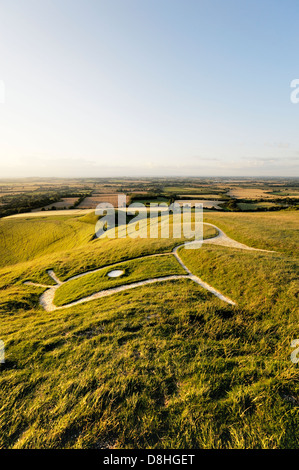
[{"x1": 0, "y1": 0, "x2": 299, "y2": 178}]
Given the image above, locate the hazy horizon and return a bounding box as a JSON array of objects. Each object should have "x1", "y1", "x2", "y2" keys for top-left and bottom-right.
[
  {"x1": 1, "y1": 0, "x2": 299, "y2": 178},
  {"x1": 0, "y1": 174, "x2": 299, "y2": 182}
]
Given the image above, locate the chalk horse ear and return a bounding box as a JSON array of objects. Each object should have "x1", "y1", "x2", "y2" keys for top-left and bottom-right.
[{"x1": 46, "y1": 269, "x2": 62, "y2": 286}]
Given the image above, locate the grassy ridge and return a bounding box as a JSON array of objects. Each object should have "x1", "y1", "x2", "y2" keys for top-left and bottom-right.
[
  {"x1": 54, "y1": 255, "x2": 186, "y2": 306},
  {"x1": 0, "y1": 217, "x2": 216, "y2": 312},
  {"x1": 0, "y1": 212, "x2": 217, "y2": 274},
  {"x1": 204, "y1": 211, "x2": 299, "y2": 256},
  {"x1": 0, "y1": 215, "x2": 95, "y2": 268}
]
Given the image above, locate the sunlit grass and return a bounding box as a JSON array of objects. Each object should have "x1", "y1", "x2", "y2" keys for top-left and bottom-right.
[
  {"x1": 0, "y1": 211, "x2": 298, "y2": 448},
  {"x1": 54, "y1": 255, "x2": 186, "y2": 306}
]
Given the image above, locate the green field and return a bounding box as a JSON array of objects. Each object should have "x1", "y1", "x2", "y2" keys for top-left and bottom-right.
[
  {"x1": 237, "y1": 202, "x2": 281, "y2": 211},
  {"x1": 0, "y1": 210, "x2": 298, "y2": 449}
]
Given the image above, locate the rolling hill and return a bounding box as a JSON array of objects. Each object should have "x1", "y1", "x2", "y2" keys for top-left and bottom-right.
[{"x1": 0, "y1": 211, "x2": 298, "y2": 449}]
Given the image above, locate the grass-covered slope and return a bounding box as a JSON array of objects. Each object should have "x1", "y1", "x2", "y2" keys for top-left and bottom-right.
[
  {"x1": 0, "y1": 211, "x2": 298, "y2": 449},
  {"x1": 204, "y1": 211, "x2": 299, "y2": 256},
  {"x1": 179, "y1": 246, "x2": 299, "y2": 314},
  {"x1": 0, "y1": 216, "x2": 217, "y2": 313},
  {"x1": 0, "y1": 215, "x2": 95, "y2": 268}
]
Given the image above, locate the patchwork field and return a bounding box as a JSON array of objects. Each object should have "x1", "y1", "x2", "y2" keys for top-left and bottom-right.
[
  {"x1": 33, "y1": 198, "x2": 80, "y2": 211},
  {"x1": 229, "y1": 188, "x2": 299, "y2": 199},
  {"x1": 1, "y1": 177, "x2": 298, "y2": 218},
  {"x1": 177, "y1": 194, "x2": 224, "y2": 199},
  {"x1": 78, "y1": 194, "x2": 128, "y2": 209},
  {"x1": 176, "y1": 200, "x2": 225, "y2": 209}
]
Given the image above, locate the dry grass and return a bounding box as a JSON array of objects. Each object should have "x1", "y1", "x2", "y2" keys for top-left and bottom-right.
[
  {"x1": 229, "y1": 188, "x2": 299, "y2": 199},
  {"x1": 0, "y1": 210, "x2": 298, "y2": 449},
  {"x1": 228, "y1": 188, "x2": 273, "y2": 198}
]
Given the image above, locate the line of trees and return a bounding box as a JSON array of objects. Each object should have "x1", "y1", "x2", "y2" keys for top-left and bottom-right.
[{"x1": 0, "y1": 188, "x2": 93, "y2": 218}]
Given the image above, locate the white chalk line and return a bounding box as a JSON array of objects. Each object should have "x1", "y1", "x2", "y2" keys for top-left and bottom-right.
[{"x1": 25, "y1": 223, "x2": 274, "y2": 312}]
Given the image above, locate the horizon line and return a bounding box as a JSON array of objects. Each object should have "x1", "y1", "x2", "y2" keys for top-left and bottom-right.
[{"x1": 0, "y1": 175, "x2": 299, "y2": 180}]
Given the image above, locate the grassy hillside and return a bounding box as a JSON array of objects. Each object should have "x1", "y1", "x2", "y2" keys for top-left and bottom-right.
[
  {"x1": 204, "y1": 211, "x2": 299, "y2": 256},
  {"x1": 0, "y1": 216, "x2": 216, "y2": 312},
  {"x1": 179, "y1": 246, "x2": 299, "y2": 314},
  {"x1": 0, "y1": 215, "x2": 95, "y2": 268},
  {"x1": 0, "y1": 211, "x2": 298, "y2": 449}
]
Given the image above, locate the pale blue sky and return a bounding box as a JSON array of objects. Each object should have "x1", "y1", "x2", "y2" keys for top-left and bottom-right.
[{"x1": 0, "y1": 0, "x2": 298, "y2": 177}]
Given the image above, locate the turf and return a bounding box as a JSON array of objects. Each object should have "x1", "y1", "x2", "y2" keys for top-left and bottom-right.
[
  {"x1": 0, "y1": 215, "x2": 95, "y2": 268},
  {"x1": 204, "y1": 211, "x2": 299, "y2": 256},
  {"x1": 54, "y1": 255, "x2": 186, "y2": 307},
  {"x1": 0, "y1": 211, "x2": 298, "y2": 449}
]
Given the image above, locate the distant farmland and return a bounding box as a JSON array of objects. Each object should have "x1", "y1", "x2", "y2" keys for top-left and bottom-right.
[
  {"x1": 33, "y1": 198, "x2": 79, "y2": 211},
  {"x1": 78, "y1": 194, "x2": 128, "y2": 208},
  {"x1": 176, "y1": 199, "x2": 225, "y2": 209},
  {"x1": 228, "y1": 188, "x2": 299, "y2": 199}
]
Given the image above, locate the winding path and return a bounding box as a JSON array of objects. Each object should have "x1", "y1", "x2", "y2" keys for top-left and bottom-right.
[{"x1": 24, "y1": 223, "x2": 274, "y2": 312}]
